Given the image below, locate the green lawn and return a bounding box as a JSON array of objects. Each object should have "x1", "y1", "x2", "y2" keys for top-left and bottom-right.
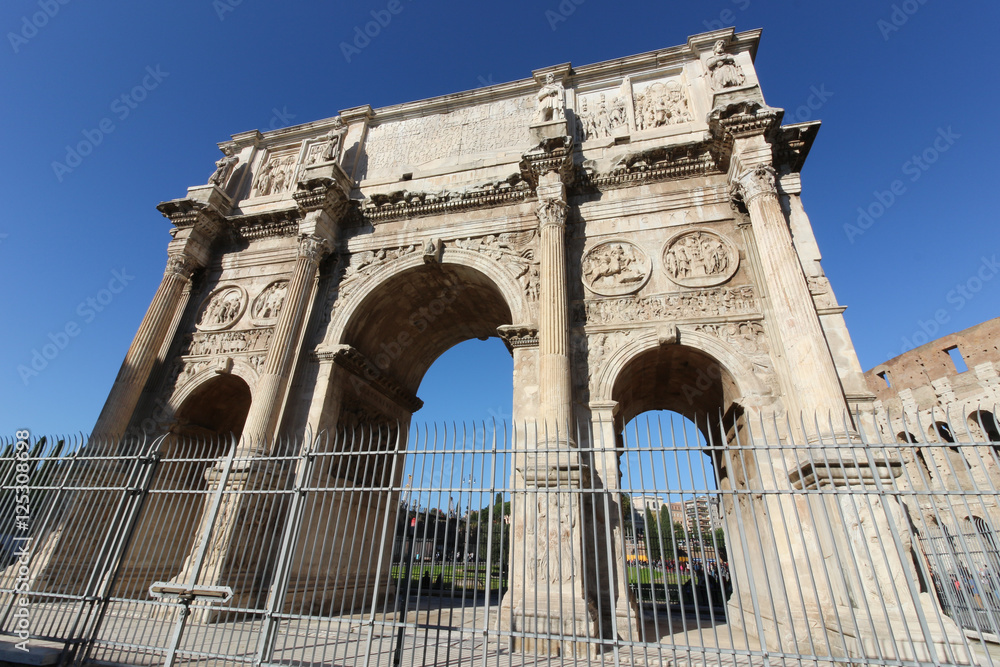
[{"x1": 626, "y1": 566, "x2": 688, "y2": 586}]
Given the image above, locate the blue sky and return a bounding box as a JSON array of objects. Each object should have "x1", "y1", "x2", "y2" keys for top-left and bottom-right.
[{"x1": 2, "y1": 0, "x2": 997, "y2": 438}]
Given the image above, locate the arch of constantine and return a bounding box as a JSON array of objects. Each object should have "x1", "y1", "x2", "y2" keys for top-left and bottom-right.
[{"x1": 37, "y1": 27, "x2": 985, "y2": 664}]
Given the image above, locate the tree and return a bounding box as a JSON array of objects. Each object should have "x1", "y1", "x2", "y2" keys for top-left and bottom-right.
[{"x1": 644, "y1": 507, "x2": 683, "y2": 562}]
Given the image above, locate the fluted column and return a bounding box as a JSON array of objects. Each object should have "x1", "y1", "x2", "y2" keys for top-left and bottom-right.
[
  {"x1": 734, "y1": 164, "x2": 849, "y2": 426},
  {"x1": 91, "y1": 254, "x2": 196, "y2": 444},
  {"x1": 536, "y1": 190, "x2": 572, "y2": 430},
  {"x1": 240, "y1": 234, "x2": 330, "y2": 453},
  {"x1": 92, "y1": 181, "x2": 230, "y2": 446}
]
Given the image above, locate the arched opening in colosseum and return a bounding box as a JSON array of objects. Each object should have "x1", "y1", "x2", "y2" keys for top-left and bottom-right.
[{"x1": 969, "y1": 410, "x2": 1000, "y2": 443}]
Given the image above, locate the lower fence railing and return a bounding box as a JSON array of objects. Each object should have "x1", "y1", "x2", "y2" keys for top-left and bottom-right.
[{"x1": 0, "y1": 411, "x2": 998, "y2": 666}]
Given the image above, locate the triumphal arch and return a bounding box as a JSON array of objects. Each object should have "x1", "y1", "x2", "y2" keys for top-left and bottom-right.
[{"x1": 79, "y1": 28, "x2": 973, "y2": 662}]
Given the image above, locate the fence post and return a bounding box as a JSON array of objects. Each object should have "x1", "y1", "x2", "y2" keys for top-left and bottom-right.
[
  {"x1": 71, "y1": 435, "x2": 165, "y2": 666},
  {"x1": 162, "y1": 436, "x2": 240, "y2": 667},
  {"x1": 254, "y1": 434, "x2": 318, "y2": 665}
]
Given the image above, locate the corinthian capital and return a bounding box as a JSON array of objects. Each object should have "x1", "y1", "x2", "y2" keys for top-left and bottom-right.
[
  {"x1": 164, "y1": 253, "x2": 197, "y2": 279},
  {"x1": 733, "y1": 164, "x2": 777, "y2": 204},
  {"x1": 298, "y1": 234, "x2": 332, "y2": 265},
  {"x1": 535, "y1": 198, "x2": 567, "y2": 229}
]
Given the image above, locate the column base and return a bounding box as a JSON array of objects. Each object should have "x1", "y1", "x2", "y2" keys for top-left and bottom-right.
[
  {"x1": 728, "y1": 598, "x2": 981, "y2": 664},
  {"x1": 512, "y1": 600, "x2": 597, "y2": 657}
]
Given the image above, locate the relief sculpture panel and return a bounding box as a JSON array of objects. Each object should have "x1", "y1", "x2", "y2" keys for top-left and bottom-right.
[
  {"x1": 634, "y1": 79, "x2": 693, "y2": 131},
  {"x1": 581, "y1": 240, "x2": 650, "y2": 297},
  {"x1": 196, "y1": 286, "x2": 247, "y2": 332},
  {"x1": 662, "y1": 230, "x2": 738, "y2": 288},
  {"x1": 251, "y1": 281, "x2": 289, "y2": 325}
]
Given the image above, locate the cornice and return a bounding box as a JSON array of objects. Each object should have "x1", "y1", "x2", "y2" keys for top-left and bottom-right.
[
  {"x1": 361, "y1": 182, "x2": 532, "y2": 225},
  {"x1": 773, "y1": 121, "x2": 821, "y2": 174},
  {"x1": 332, "y1": 345, "x2": 423, "y2": 413},
  {"x1": 572, "y1": 141, "x2": 723, "y2": 194},
  {"x1": 231, "y1": 29, "x2": 763, "y2": 146},
  {"x1": 228, "y1": 208, "x2": 300, "y2": 242}
]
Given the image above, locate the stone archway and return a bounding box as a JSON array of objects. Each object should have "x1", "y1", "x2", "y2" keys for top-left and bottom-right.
[
  {"x1": 587, "y1": 339, "x2": 754, "y2": 642},
  {"x1": 307, "y1": 250, "x2": 530, "y2": 438},
  {"x1": 171, "y1": 373, "x2": 253, "y2": 441},
  {"x1": 290, "y1": 257, "x2": 525, "y2": 615}
]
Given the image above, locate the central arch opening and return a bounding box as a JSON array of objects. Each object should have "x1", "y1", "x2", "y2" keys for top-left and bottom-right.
[
  {"x1": 609, "y1": 344, "x2": 745, "y2": 639},
  {"x1": 317, "y1": 261, "x2": 519, "y2": 615}
]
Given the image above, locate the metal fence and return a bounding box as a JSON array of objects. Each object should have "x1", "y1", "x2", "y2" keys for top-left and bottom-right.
[{"x1": 0, "y1": 410, "x2": 999, "y2": 666}]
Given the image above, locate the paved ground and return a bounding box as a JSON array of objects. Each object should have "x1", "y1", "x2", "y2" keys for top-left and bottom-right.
[{"x1": 2, "y1": 598, "x2": 995, "y2": 667}]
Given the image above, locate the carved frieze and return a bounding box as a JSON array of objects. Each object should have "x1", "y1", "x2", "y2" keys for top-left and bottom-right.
[
  {"x1": 634, "y1": 80, "x2": 692, "y2": 131},
  {"x1": 575, "y1": 285, "x2": 757, "y2": 325},
  {"x1": 252, "y1": 150, "x2": 299, "y2": 198},
  {"x1": 361, "y1": 174, "x2": 531, "y2": 224},
  {"x1": 250, "y1": 281, "x2": 289, "y2": 324},
  {"x1": 184, "y1": 327, "x2": 274, "y2": 357},
  {"x1": 576, "y1": 91, "x2": 628, "y2": 141},
  {"x1": 693, "y1": 321, "x2": 766, "y2": 356},
  {"x1": 581, "y1": 240, "x2": 650, "y2": 297},
  {"x1": 807, "y1": 276, "x2": 836, "y2": 309},
  {"x1": 454, "y1": 231, "x2": 540, "y2": 301},
  {"x1": 195, "y1": 286, "x2": 247, "y2": 331},
  {"x1": 573, "y1": 329, "x2": 632, "y2": 391},
  {"x1": 662, "y1": 230, "x2": 738, "y2": 288}
]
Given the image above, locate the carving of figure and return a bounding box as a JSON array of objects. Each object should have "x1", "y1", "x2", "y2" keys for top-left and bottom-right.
[
  {"x1": 673, "y1": 243, "x2": 691, "y2": 277},
  {"x1": 208, "y1": 145, "x2": 239, "y2": 187},
  {"x1": 610, "y1": 95, "x2": 627, "y2": 130},
  {"x1": 257, "y1": 282, "x2": 287, "y2": 319},
  {"x1": 664, "y1": 81, "x2": 692, "y2": 124},
  {"x1": 706, "y1": 40, "x2": 746, "y2": 90},
  {"x1": 253, "y1": 159, "x2": 275, "y2": 197},
  {"x1": 594, "y1": 94, "x2": 613, "y2": 137},
  {"x1": 576, "y1": 98, "x2": 593, "y2": 142},
  {"x1": 320, "y1": 117, "x2": 348, "y2": 163},
  {"x1": 270, "y1": 158, "x2": 291, "y2": 194},
  {"x1": 534, "y1": 73, "x2": 565, "y2": 124}
]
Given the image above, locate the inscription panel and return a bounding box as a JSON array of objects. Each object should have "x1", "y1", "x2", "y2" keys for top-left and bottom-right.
[{"x1": 359, "y1": 97, "x2": 534, "y2": 178}]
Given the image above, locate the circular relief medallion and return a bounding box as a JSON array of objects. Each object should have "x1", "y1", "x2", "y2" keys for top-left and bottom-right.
[
  {"x1": 195, "y1": 285, "x2": 247, "y2": 332},
  {"x1": 250, "y1": 280, "x2": 289, "y2": 325},
  {"x1": 662, "y1": 230, "x2": 738, "y2": 288},
  {"x1": 581, "y1": 240, "x2": 651, "y2": 297}
]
